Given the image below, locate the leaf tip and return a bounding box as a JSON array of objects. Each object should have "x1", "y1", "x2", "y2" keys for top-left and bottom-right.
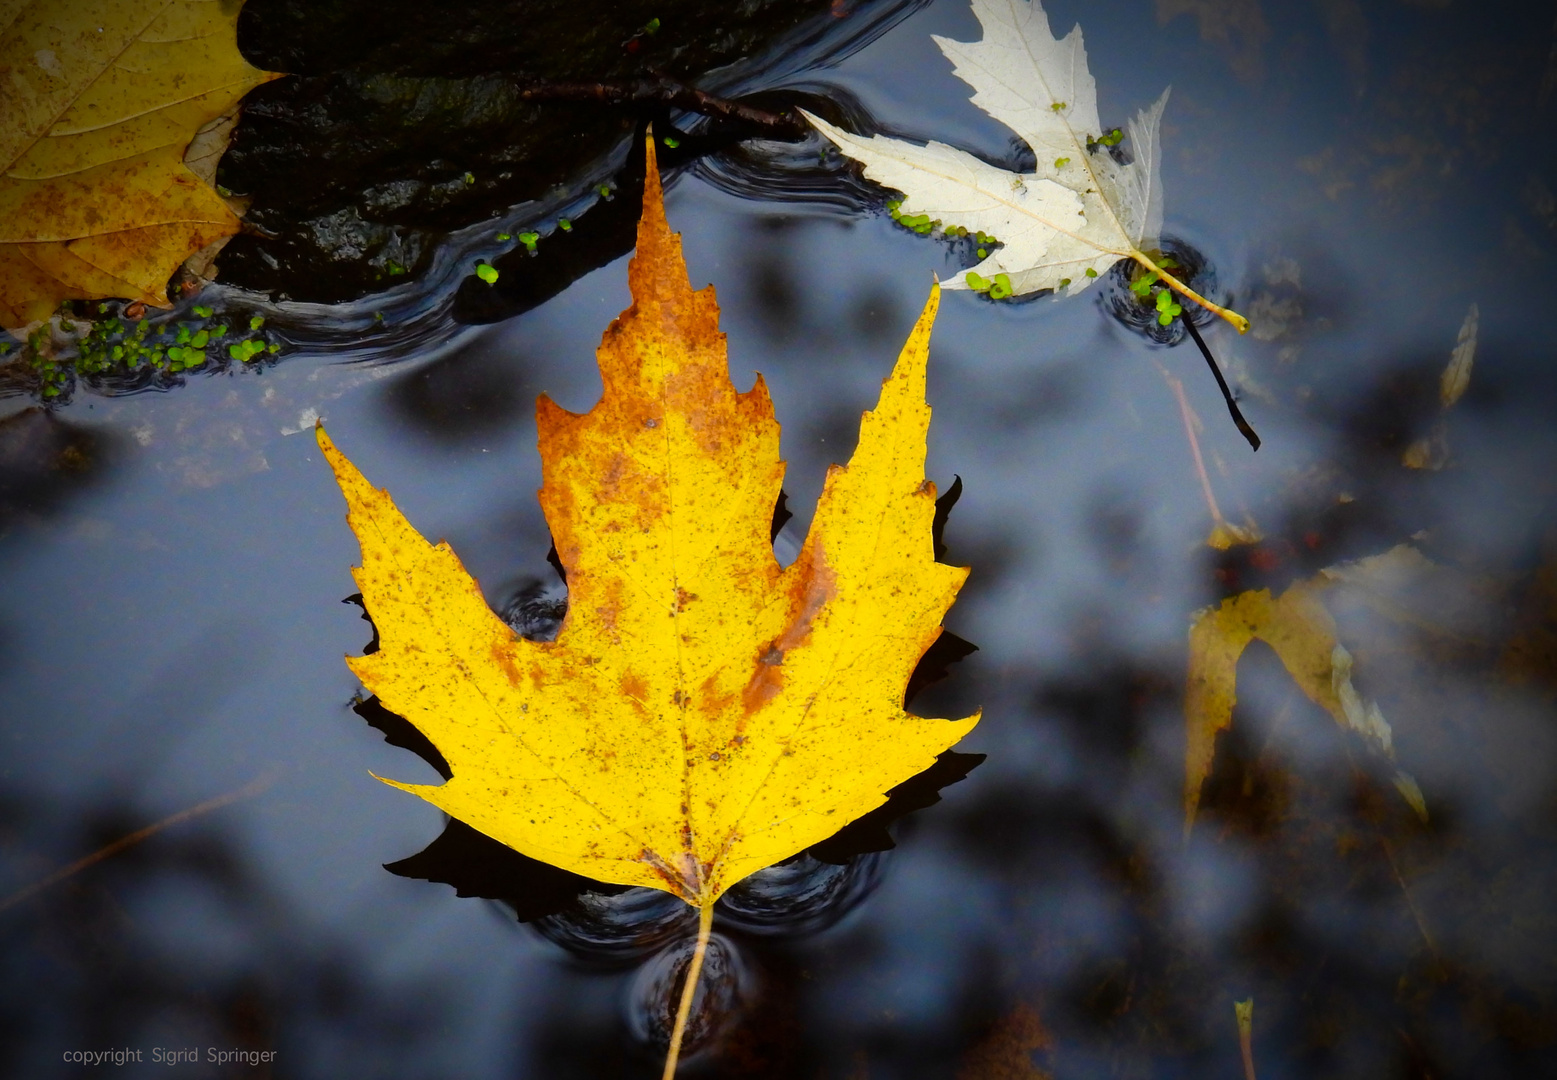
[{"x1": 642, "y1": 130, "x2": 663, "y2": 218}]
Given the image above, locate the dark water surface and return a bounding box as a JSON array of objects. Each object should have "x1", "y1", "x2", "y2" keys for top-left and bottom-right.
[{"x1": 4, "y1": 1, "x2": 1557, "y2": 1077}]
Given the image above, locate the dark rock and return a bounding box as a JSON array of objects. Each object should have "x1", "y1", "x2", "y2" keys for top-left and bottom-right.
[{"x1": 219, "y1": 0, "x2": 837, "y2": 301}]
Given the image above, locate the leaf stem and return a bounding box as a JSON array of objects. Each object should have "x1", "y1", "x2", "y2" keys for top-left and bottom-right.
[
  {"x1": 662, "y1": 902, "x2": 715, "y2": 1080},
  {"x1": 1132, "y1": 251, "x2": 1250, "y2": 335},
  {"x1": 1235, "y1": 998, "x2": 1257, "y2": 1080},
  {"x1": 1183, "y1": 315, "x2": 1260, "y2": 451}
]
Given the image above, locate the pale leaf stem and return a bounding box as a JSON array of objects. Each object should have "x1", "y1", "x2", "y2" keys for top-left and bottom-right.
[
  {"x1": 1132, "y1": 251, "x2": 1250, "y2": 335},
  {"x1": 1236, "y1": 998, "x2": 1257, "y2": 1080},
  {"x1": 662, "y1": 901, "x2": 716, "y2": 1080}
]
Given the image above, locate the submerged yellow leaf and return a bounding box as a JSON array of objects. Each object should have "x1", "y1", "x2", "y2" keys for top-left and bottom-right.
[
  {"x1": 955, "y1": 1001, "x2": 1052, "y2": 1080},
  {"x1": 1184, "y1": 578, "x2": 1425, "y2": 835},
  {"x1": 1206, "y1": 518, "x2": 1262, "y2": 551},
  {"x1": 1403, "y1": 302, "x2": 1478, "y2": 470},
  {"x1": 0, "y1": 0, "x2": 282, "y2": 328},
  {"x1": 1440, "y1": 302, "x2": 1479, "y2": 409},
  {"x1": 318, "y1": 141, "x2": 979, "y2": 913}
]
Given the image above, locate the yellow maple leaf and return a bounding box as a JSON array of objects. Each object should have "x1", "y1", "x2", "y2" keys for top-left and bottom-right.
[
  {"x1": 1183, "y1": 577, "x2": 1426, "y2": 838},
  {"x1": 318, "y1": 138, "x2": 979, "y2": 1074},
  {"x1": 0, "y1": 0, "x2": 282, "y2": 329}
]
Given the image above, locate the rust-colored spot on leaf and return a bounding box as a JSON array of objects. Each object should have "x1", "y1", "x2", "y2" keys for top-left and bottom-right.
[
  {"x1": 491, "y1": 640, "x2": 523, "y2": 687},
  {"x1": 620, "y1": 671, "x2": 648, "y2": 702}
]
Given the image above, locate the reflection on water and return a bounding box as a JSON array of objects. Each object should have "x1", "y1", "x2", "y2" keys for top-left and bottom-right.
[
  {"x1": 1100, "y1": 237, "x2": 1223, "y2": 348},
  {"x1": 0, "y1": 790, "x2": 454, "y2": 1079},
  {"x1": 0, "y1": 409, "x2": 122, "y2": 533},
  {"x1": 3, "y1": 0, "x2": 1556, "y2": 1075},
  {"x1": 628, "y1": 930, "x2": 753, "y2": 1055}
]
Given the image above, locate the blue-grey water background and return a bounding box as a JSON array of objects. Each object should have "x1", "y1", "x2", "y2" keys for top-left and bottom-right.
[{"x1": 4, "y1": 0, "x2": 1557, "y2": 1076}]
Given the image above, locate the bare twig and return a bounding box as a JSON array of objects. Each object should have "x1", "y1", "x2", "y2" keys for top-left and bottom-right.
[
  {"x1": 1380, "y1": 836, "x2": 1444, "y2": 973},
  {"x1": 515, "y1": 76, "x2": 806, "y2": 138},
  {"x1": 1156, "y1": 361, "x2": 1226, "y2": 530},
  {"x1": 0, "y1": 769, "x2": 279, "y2": 916}
]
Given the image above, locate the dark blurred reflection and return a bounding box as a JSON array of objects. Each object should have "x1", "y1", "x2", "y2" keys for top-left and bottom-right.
[
  {"x1": 382, "y1": 333, "x2": 537, "y2": 444},
  {"x1": 746, "y1": 217, "x2": 807, "y2": 346},
  {"x1": 450, "y1": 151, "x2": 648, "y2": 329},
  {"x1": 0, "y1": 409, "x2": 120, "y2": 535},
  {"x1": 0, "y1": 793, "x2": 450, "y2": 1079}
]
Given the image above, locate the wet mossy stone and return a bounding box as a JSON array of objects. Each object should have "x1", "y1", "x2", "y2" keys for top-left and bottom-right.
[{"x1": 220, "y1": 0, "x2": 834, "y2": 302}]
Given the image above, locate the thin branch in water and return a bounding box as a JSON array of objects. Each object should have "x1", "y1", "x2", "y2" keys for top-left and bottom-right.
[
  {"x1": 1155, "y1": 360, "x2": 1227, "y2": 530},
  {"x1": 0, "y1": 769, "x2": 279, "y2": 916},
  {"x1": 1156, "y1": 360, "x2": 1262, "y2": 548},
  {"x1": 515, "y1": 76, "x2": 806, "y2": 138},
  {"x1": 1380, "y1": 836, "x2": 1444, "y2": 975},
  {"x1": 1183, "y1": 314, "x2": 1260, "y2": 451}
]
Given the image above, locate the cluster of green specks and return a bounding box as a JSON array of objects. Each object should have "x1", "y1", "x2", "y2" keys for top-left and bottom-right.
[
  {"x1": 886, "y1": 199, "x2": 939, "y2": 235},
  {"x1": 1086, "y1": 128, "x2": 1124, "y2": 151},
  {"x1": 6, "y1": 301, "x2": 282, "y2": 401},
  {"x1": 964, "y1": 271, "x2": 1014, "y2": 299},
  {"x1": 885, "y1": 200, "x2": 999, "y2": 253},
  {"x1": 881, "y1": 198, "x2": 1013, "y2": 297},
  {"x1": 477, "y1": 216, "x2": 577, "y2": 284},
  {"x1": 1130, "y1": 255, "x2": 1184, "y2": 325}
]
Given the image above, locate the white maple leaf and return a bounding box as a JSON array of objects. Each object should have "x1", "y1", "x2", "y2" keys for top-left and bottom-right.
[{"x1": 804, "y1": 0, "x2": 1248, "y2": 333}]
